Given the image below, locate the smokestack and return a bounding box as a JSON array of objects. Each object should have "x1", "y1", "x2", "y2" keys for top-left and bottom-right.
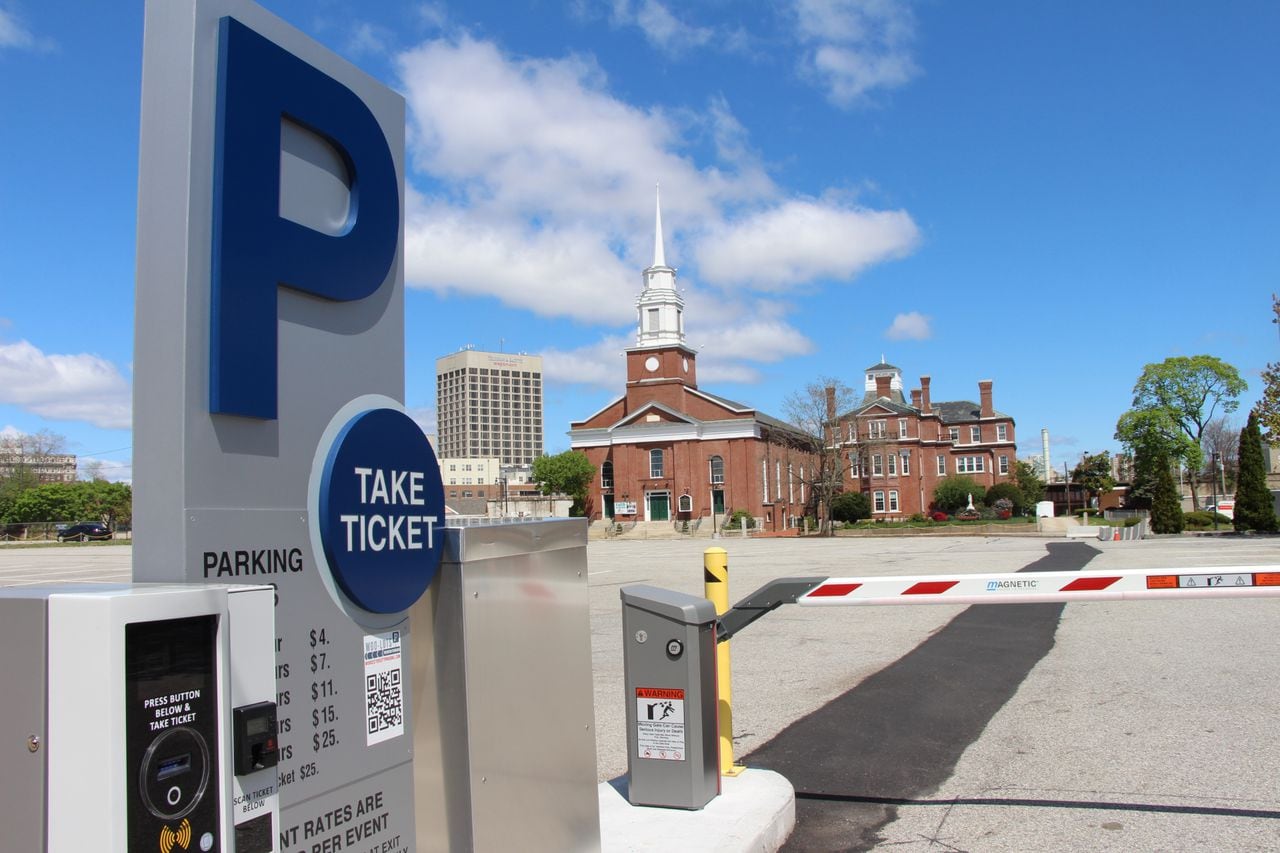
[
  {"x1": 979, "y1": 380, "x2": 993, "y2": 418},
  {"x1": 875, "y1": 375, "x2": 891, "y2": 399},
  {"x1": 1042, "y1": 429, "x2": 1051, "y2": 482},
  {"x1": 920, "y1": 376, "x2": 932, "y2": 414},
  {"x1": 911, "y1": 389, "x2": 922, "y2": 409},
  {"x1": 825, "y1": 385, "x2": 836, "y2": 421}
]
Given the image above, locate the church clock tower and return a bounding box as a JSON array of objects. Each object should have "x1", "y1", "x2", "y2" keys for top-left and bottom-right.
[{"x1": 626, "y1": 186, "x2": 698, "y2": 388}]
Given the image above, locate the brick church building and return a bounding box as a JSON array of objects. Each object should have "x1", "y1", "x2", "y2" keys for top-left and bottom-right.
[
  {"x1": 568, "y1": 194, "x2": 816, "y2": 532},
  {"x1": 836, "y1": 360, "x2": 1018, "y2": 518}
]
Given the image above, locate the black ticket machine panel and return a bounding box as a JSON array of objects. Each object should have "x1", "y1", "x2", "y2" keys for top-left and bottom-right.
[{"x1": 126, "y1": 615, "x2": 222, "y2": 851}]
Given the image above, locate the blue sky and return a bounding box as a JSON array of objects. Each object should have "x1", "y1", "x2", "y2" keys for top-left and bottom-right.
[{"x1": 2, "y1": 0, "x2": 1277, "y2": 483}]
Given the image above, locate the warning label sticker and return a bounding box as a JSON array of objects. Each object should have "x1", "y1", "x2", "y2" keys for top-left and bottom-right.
[{"x1": 636, "y1": 687, "x2": 685, "y2": 761}]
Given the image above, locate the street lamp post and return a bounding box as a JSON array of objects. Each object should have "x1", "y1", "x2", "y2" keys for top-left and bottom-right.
[{"x1": 1211, "y1": 452, "x2": 1219, "y2": 531}]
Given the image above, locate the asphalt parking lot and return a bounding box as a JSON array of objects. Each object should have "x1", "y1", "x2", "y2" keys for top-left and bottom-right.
[{"x1": 4, "y1": 533, "x2": 1279, "y2": 851}]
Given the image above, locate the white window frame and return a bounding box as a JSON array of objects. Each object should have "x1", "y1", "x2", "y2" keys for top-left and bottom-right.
[
  {"x1": 762, "y1": 459, "x2": 769, "y2": 503},
  {"x1": 887, "y1": 453, "x2": 897, "y2": 476},
  {"x1": 997, "y1": 424, "x2": 1008, "y2": 441},
  {"x1": 949, "y1": 427, "x2": 960, "y2": 444},
  {"x1": 800, "y1": 467, "x2": 806, "y2": 504},
  {"x1": 999, "y1": 455, "x2": 1010, "y2": 475},
  {"x1": 776, "y1": 461, "x2": 782, "y2": 501},
  {"x1": 971, "y1": 425, "x2": 981, "y2": 443},
  {"x1": 901, "y1": 452, "x2": 910, "y2": 476},
  {"x1": 873, "y1": 490, "x2": 886, "y2": 512},
  {"x1": 650, "y1": 448, "x2": 664, "y2": 478},
  {"x1": 601, "y1": 460, "x2": 614, "y2": 489},
  {"x1": 889, "y1": 490, "x2": 899, "y2": 512},
  {"x1": 870, "y1": 420, "x2": 886, "y2": 439},
  {"x1": 956, "y1": 455, "x2": 986, "y2": 474},
  {"x1": 709, "y1": 455, "x2": 724, "y2": 485},
  {"x1": 937, "y1": 455, "x2": 947, "y2": 476},
  {"x1": 872, "y1": 454, "x2": 883, "y2": 476},
  {"x1": 898, "y1": 418, "x2": 908, "y2": 438},
  {"x1": 849, "y1": 453, "x2": 860, "y2": 478},
  {"x1": 788, "y1": 464, "x2": 795, "y2": 504}
]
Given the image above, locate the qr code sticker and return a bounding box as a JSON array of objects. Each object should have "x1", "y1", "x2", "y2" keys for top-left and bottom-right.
[
  {"x1": 366, "y1": 669, "x2": 402, "y2": 734},
  {"x1": 363, "y1": 631, "x2": 405, "y2": 745}
]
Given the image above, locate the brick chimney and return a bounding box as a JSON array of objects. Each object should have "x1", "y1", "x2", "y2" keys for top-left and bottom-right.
[
  {"x1": 920, "y1": 376, "x2": 932, "y2": 414},
  {"x1": 911, "y1": 389, "x2": 922, "y2": 409},
  {"x1": 979, "y1": 380, "x2": 994, "y2": 418},
  {"x1": 875, "y1": 375, "x2": 892, "y2": 399},
  {"x1": 825, "y1": 384, "x2": 836, "y2": 421}
]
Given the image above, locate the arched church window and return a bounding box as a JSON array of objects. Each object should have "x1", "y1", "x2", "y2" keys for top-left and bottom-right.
[
  {"x1": 709, "y1": 455, "x2": 724, "y2": 484},
  {"x1": 650, "y1": 449, "x2": 664, "y2": 479},
  {"x1": 601, "y1": 460, "x2": 614, "y2": 489}
]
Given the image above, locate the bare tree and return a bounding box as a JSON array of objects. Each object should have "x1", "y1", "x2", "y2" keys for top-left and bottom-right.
[
  {"x1": 783, "y1": 377, "x2": 856, "y2": 535},
  {"x1": 1201, "y1": 416, "x2": 1239, "y2": 494},
  {"x1": 0, "y1": 429, "x2": 69, "y2": 483}
]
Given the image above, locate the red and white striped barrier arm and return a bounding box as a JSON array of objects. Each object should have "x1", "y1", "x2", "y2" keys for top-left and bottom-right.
[{"x1": 797, "y1": 567, "x2": 1280, "y2": 607}]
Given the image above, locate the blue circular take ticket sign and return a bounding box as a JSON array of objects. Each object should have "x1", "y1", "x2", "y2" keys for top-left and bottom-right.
[{"x1": 318, "y1": 407, "x2": 445, "y2": 613}]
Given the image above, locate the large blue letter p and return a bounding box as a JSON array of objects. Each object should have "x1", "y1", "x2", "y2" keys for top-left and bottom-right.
[{"x1": 211, "y1": 17, "x2": 399, "y2": 419}]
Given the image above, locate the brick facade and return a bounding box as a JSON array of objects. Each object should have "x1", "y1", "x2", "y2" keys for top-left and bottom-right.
[
  {"x1": 570, "y1": 346, "x2": 818, "y2": 532},
  {"x1": 838, "y1": 362, "x2": 1017, "y2": 518}
]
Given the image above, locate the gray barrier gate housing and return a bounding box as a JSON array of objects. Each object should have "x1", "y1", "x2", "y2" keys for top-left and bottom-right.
[{"x1": 620, "y1": 584, "x2": 719, "y2": 809}]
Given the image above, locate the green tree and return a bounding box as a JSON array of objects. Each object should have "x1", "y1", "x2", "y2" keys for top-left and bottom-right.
[
  {"x1": 531, "y1": 451, "x2": 596, "y2": 517},
  {"x1": 1072, "y1": 452, "x2": 1116, "y2": 509},
  {"x1": 1149, "y1": 452, "x2": 1184, "y2": 534},
  {"x1": 830, "y1": 491, "x2": 871, "y2": 523},
  {"x1": 80, "y1": 480, "x2": 133, "y2": 528},
  {"x1": 7, "y1": 482, "x2": 84, "y2": 524},
  {"x1": 1011, "y1": 460, "x2": 1045, "y2": 511},
  {"x1": 1122, "y1": 355, "x2": 1246, "y2": 507},
  {"x1": 1233, "y1": 412, "x2": 1278, "y2": 533},
  {"x1": 983, "y1": 482, "x2": 1026, "y2": 514},
  {"x1": 933, "y1": 476, "x2": 985, "y2": 514}
]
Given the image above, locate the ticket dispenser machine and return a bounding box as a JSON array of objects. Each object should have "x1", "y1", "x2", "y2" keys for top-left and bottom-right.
[
  {"x1": 620, "y1": 584, "x2": 719, "y2": 809},
  {"x1": 0, "y1": 584, "x2": 278, "y2": 852}
]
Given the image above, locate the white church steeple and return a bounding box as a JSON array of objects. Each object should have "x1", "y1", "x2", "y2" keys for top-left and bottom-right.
[{"x1": 635, "y1": 184, "x2": 684, "y2": 347}]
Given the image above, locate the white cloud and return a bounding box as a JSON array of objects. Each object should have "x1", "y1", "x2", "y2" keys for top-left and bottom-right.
[
  {"x1": 396, "y1": 32, "x2": 918, "y2": 384},
  {"x1": 695, "y1": 198, "x2": 919, "y2": 288},
  {"x1": 406, "y1": 405, "x2": 437, "y2": 437},
  {"x1": 0, "y1": 424, "x2": 21, "y2": 439},
  {"x1": 0, "y1": 340, "x2": 131, "y2": 429},
  {"x1": 542, "y1": 335, "x2": 631, "y2": 390},
  {"x1": 608, "y1": 0, "x2": 715, "y2": 53},
  {"x1": 688, "y1": 316, "x2": 814, "y2": 363},
  {"x1": 0, "y1": 6, "x2": 53, "y2": 52},
  {"x1": 791, "y1": 0, "x2": 919, "y2": 106},
  {"x1": 884, "y1": 311, "x2": 931, "y2": 340},
  {"x1": 78, "y1": 457, "x2": 132, "y2": 484},
  {"x1": 405, "y1": 192, "x2": 636, "y2": 324},
  {"x1": 345, "y1": 22, "x2": 391, "y2": 58},
  {"x1": 417, "y1": 3, "x2": 448, "y2": 30}
]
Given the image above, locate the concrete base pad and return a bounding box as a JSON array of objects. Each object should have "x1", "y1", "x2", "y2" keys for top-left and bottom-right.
[{"x1": 599, "y1": 768, "x2": 795, "y2": 852}]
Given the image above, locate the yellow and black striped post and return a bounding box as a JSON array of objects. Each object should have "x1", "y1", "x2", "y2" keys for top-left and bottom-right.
[{"x1": 703, "y1": 547, "x2": 745, "y2": 776}]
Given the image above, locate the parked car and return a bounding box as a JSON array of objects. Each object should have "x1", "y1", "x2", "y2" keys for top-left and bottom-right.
[{"x1": 57, "y1": 522, "x2": 112, "y2": 542}]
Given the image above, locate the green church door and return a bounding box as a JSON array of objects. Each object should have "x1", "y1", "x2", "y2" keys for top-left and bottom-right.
[{"x1": 647, "y1": 492, "x2": 670, "y2": 522}]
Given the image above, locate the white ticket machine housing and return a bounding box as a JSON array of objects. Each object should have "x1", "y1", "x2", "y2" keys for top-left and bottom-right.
[{"x1": 0, "y1": 583, "x2": 278, "y2": 852}]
